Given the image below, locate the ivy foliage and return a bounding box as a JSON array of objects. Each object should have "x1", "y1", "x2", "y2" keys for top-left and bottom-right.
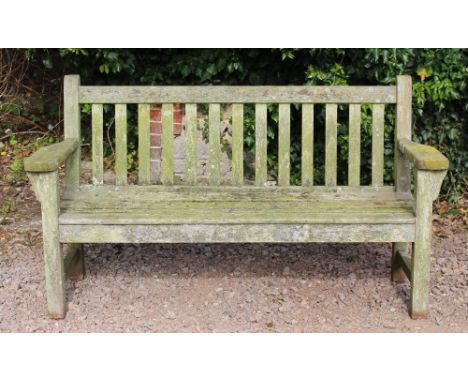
[{"x1": 31, "y1": 48, "x2": 467, "y2": 200}]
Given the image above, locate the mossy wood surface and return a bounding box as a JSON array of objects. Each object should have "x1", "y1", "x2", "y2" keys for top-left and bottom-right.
[
  {"x1": 137, "y1": 104, "x2": 151, "y2": 184},
  {"x1": 398, "y1": 139, "x2": 449, "y2": 170},
  {"x1": 301, "y1": 104, "x2": 314, "y2": 186},
  {"x1": 79, "y1": 85, "x2": 397, "y2": 104},
  {"x1": 208, "y1": 104, "x2": 221, "y2": 185},
  {"x1": 231, "y1": 104, "x2": 244, "y2": 186},
  {"x1": 91, "y1": 104, "x2": 104, "y2": 184},
  {"x1": 184, "y1": 104, "x2": 198, "y2": 185},
  {"x1": 348, "y1": 104, "x2": 361, "y2": 187},
  {"x1": 60, "y1": 223, "x2": 415, "y2": 244},
  {"x1": 24, "y1": 139, "x2": 79, "y2": 172},
  {"x1": 255, "y1": 104, "x2": 267, "y2": 186},
  {"x1": 59, "y1": 195, "x2": 415, "y2": 225},
  {"x1": 64, "y1": 75, "x2": 81, "y2": 190},
  {"x1": 115, "y1": 104, "x2": 127, "y2": 185},
  {"x1": 325, "y1": 104, "x2": 337, "y2": 186},
  {"x1": 161, "y1": 103, "x2": 174, "y2": 185}
]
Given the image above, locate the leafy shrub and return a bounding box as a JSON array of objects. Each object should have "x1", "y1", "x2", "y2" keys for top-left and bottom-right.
[{"x1": 6, "y1": 157, "x2": 27, "y2": 185}]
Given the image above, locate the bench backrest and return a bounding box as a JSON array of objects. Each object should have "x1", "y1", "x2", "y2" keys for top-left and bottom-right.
[{"x1": 63, "y1": 75, "x2": 412, "y2": 192}]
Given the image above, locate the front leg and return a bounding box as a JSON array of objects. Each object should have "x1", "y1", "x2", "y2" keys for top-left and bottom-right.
[
  {"x1": 29, "y1": 171, "x2": 66, "y2": 318},
  {"x1": 410, "y1": 169, "x2": 446, "y2": 319}
]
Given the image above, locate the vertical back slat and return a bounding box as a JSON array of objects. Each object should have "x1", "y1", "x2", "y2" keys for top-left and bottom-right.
[
  {"x1": 115, "y1": 104, "x2": 127, "y2": 185},
  {"x1": 91, "y1": 104, "x2": 103, "y2": 185},
  {"x1": 301, "y1": 104, "x2": 314, "y2": 186},
  {"x1": 372, "y1": 104, "x2": 385, "y2": 186},
  {"x1": 161, "y1": 103, "x2": 174, "y2": 185},
  {"x1": 64, "y1": 75, "x2": 81, "y2": 190},
  {"x1": 138, "y1": 104, "x2": 151, "y2": 184},
  {"x1": 208, "y1": 104, "x2": 221, "y2": 185},
  {"x1": 395, "y1": 75, "x2": 412, "y2": 193},
  {"x1": 255, "y1": 103, "x2": 268, "y2": 186},
  {"x1": 325, "y1": 104, "x2": 338, "y2": 186},
  {"x1": 348, "y1": 104, "x2": 361, "y2": 186},
  {"x1": 278, "y1": 104, "x2": 290, "y2": 186},
  {"x1": 232, "y1": 104, "x2": 244, "y2": 186},
  {"x1": 185, "y1": 103, "x2": 198, "y2": 185}
]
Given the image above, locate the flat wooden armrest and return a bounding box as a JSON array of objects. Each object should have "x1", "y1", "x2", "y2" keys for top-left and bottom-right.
[
  {"x1": 24, "y1": 138, "x2": 79, "y2": 172},
  {"x1": 398, "y1": 138, "x2": 449, "y2": 171}
]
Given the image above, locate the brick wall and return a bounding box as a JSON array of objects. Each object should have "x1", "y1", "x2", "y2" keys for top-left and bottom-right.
[{"x1": 149, "y1": 103, "x2": 232, "y2": 183}]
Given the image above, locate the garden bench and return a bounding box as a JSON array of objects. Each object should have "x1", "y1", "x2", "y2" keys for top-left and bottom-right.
[{"x1": 24, "y1": 75, "x2": 449, "y2": 319}]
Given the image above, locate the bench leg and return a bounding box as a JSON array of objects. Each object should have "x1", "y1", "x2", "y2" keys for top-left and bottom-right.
[
  {"x1": 65, "y1": 244, "x2": 85, "y2": 280},
  {"x1": 43, "y1": 230, "x2": 66, "y2": 319},
  {"x1": 29, "y1": 171, "x2": 66, "y2": 318},
  {"x1": 410, "y1": 236, "x2": 431, "y2": 319},
  {"x1": 409, "y1": 170, "x2": 445, "y2": 319},
  {"x1": 391, "y1": 242, "x2": 411, "y2": 283}
]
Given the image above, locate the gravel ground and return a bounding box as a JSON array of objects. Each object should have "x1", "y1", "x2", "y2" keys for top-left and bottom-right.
[{"x1": 0, "y1": 186, "x2": 467, "y2": 332}]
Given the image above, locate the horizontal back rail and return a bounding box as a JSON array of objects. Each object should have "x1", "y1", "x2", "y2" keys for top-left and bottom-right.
[{"x1": 79, "y1": 86, "x2": 397, "y2": 104}]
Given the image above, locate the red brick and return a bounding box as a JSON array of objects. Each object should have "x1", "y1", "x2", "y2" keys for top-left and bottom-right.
[
  {"x1": 173, "y1": 103, "x2": 184, "y2": 112},
  {"x1": 150, "y1": 106, "x2": 162, "y2": 121},
  {"x1": 173, "y1": 112, "x2": 183, "y2": 125},
  {"x1": 151, "y1": 121, "x2": 162, "y2": 134},
  {"x1": 150, "y1": 134, "x2": 161, "y2": 147}
]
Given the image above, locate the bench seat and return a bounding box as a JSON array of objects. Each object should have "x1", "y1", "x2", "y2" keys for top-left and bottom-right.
[{"x1": 59, "y1": 186, "x2": 415, "y2": 225}]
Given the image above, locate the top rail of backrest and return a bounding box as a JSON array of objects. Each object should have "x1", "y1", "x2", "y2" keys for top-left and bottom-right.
[{"x1": 78, "y1": 85, "x2": 397, "y2": 104}]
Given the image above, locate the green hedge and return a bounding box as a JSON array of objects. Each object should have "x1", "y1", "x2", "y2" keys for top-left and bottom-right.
[{"x1": 31, "y1": 49, "x2": 468, "y2": 200}]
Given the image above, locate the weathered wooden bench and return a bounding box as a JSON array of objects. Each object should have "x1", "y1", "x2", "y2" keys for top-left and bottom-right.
[{"x1": 25, "y1": 75, "x2": 449, "y2": 320}]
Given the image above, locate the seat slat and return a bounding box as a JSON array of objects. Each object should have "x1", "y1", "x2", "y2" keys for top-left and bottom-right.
[
  {"x1": 60, "y1": 213, "x2": 414, "y2": 225},
  {"x1": 348, "y1": 104, "x2": 361, "y2": 186},
  {"x1": 185, "y1": 103, "x2": 197, "y2": 185},
  {"x1": 138, "y1": 104, "x2": 151, "y2": 184},
  {"x1": 325, "y1": 104, "x2": 338, "y2": 186},
  {"x1": 278, "y1": 104, "x2": 290, "y2": 186},
  {"x1": 115, "y1": 104, "x2": 127, "y2": 185},
  {"x1": 255, "y1": 104, "x2": 268, "y2": 186},
  {"x1": 161, "y1": 103, "x2": 174, "y2": 185},
  {"x1": 208, "y1": 104, "x2": 221, "y2": 185},
  {"x1": 301, "y1": 104, "x2": 314, "y2": 186},
  {"x1": 62, "y1": 200, "x2": 414, "y2": 214},
  {"x1": 231, "y1": 104, "x2": 244, "y2": 186},
  {"x1": 67, "y1": 185, "x2": 412, "y2": 202},
  {"x1": 372, "y1": 104, "x2": 385, "y2": 186},
  {"x1": 59, "y1": 197, "x2": 415, "y2": 225},
  {"x1": 91, "y1": 104, "x2": 103, "y2": 185}
]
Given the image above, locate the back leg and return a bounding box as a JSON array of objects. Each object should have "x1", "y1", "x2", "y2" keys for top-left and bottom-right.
[
  {"x1": 391, "y1": 242, "x2": 411, "y2": 283},
  {"x1": 65, "y1": 244, "x2": 85, "y2": 280}
]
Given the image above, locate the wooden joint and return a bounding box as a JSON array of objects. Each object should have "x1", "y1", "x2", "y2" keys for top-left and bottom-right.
[
  {"x1": 416, "y1": 169, "x2": 447, "y2": 202},
  {"x1": 27, "y1": 171, "x2": 59, "y2": 205}
]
